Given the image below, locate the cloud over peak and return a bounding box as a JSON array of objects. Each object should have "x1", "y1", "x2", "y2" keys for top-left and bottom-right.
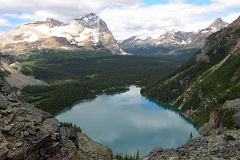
[{"x1": 0, "y1": 0, "x2": 240, "y2": 39}]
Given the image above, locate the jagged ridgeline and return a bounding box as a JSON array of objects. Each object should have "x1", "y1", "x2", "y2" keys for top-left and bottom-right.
[
  {"x1": 119, "y1": 18, "x2": 228, "y2": 58},
  {"x1": 0, "y1": 13, "x2": 123, "y2": 55},
  {"x1": 142, "y1": 16, "x2": 240, "y2": 127}
]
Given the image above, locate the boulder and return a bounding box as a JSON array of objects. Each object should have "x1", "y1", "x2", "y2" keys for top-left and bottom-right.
[
  {"x1": 223, "y1": 98, "x2": 240, "y2": 111},
  {"x1": 0, "y1": 94, "x2": 7, "y2": 109},
  {"x1": 0, "y1": 79, "x2": 4, "y2": 86},
  {"x1": 2, "y1": 124, "x2": 14, "y2": 133},
  {"x1": 223, "y1": 134, "x2": 236, "y2": 141},
  {"x1": 42, "y1": 118, "x2": 60, "y2": 133},
  {"x1": 25, "y1": 105, "x2": 51, "y2": 123},
  {"x1": 31, "y1": 134, "x2": 52, "y2": 149},
  {"x1": 0, "y1": 143, "x2": 9, "y2": 160},
  {"x1": 196, "y1": 52, "x2": 210, "y2": 62},
  {"x1": 60, "y1": 127, "x2": 79, "y2": 149},
  {"x1": 233, "y1": 112, "x2": 240, "y2": 127},
  {"x1": 77, "y1": 133, "x2": 112, "y2": 160},
  {"x1": 7, "y1": 92, "x2": 19, "y2": 102},
  {"x1": 7, "y1": 147, "x2": 26, "y2": 160},
  {"x1": 1, "y1": 84, "x2": 11, "y2": 95},
  {"x1": 40, "y1": 142, "x2": 61, "y2": 158},
  {"x1": 199, "y1": 123, "x2": 210, "y2": 136}
]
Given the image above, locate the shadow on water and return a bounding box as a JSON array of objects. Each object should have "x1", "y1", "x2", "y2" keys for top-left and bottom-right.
[{"x1": 145, "y1": 97, "x2": 199, "y2": 129}]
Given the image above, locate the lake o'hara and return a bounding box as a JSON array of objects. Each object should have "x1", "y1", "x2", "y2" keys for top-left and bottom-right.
[{"x1": 56, "y1": 86, "x2": 199, "y2": 156}]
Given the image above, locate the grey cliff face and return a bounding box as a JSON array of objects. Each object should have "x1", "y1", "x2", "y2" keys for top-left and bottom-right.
[
  {"x1": 208, "y1": 18, "x2": 229, "y2": 30},
  {"x1": 0, "y1": 79, "x2": 78, "y2": 160},
  {"x1": 0, "y1": 77, "x2": 112, "y2": 160},
  {"x1": 75, "y1": 13, "x2": 109, "y2": 32},
  {"x1": 146, "y1": 128, "x2": 240, "y2": 160}
]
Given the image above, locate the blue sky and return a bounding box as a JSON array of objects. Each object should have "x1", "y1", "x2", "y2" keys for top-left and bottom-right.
[
  {"x1": 142, "y1": 0, "x2": 211, "y2": 5},
  {"x1": 0, "y1": 0, "x2": 240, "y2": 39}
]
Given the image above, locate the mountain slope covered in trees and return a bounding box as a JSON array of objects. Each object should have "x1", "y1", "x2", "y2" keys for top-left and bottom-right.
[{"x1": 142, "y1": 16, "x2": 240, "y2": 127}]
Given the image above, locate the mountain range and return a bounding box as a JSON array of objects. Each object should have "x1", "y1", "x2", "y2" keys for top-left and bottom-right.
[
  {"x1": 0, "y1": 15, "x2": 229, "y2": 57},
  {"x1": 120, "y1": 18, "x2": 228, "y2": 56},
  {"x1": 0, "y1": 15, "x2": 229, "y2": 58},
  {"x1": 0, "y1": 13, "x2": 123, "y2": 55}
]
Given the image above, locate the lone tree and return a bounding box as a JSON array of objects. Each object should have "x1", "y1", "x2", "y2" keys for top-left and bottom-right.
[
  {"x1": 189, "y1": 132, "x2": 193, "y2": 139},
  {"x1": 136, "y1": 150, "x2": 140, "y2": 160}
]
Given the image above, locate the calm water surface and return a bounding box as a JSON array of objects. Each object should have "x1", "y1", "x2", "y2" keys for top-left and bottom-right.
[{"x1": 56, "y1": 86, "x2": 199, "y2": 155}]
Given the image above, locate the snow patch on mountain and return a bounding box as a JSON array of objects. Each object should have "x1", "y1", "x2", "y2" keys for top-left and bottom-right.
[
  {"x1": 120, "y1": 18, "x2": 229, "y2": 50},
  {"x1": 0, "y1": 13, "x2": 123, "y2": 55}
]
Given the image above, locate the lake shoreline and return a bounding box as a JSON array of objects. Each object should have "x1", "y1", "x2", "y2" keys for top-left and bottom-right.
[{"x1": 56, "y1": 85, "x2": 199, "y2": 156}]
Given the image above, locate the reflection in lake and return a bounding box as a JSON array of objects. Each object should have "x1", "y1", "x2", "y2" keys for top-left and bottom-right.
[{"x1": 56, "y1": 86, "x2": 199, "y2": 155}]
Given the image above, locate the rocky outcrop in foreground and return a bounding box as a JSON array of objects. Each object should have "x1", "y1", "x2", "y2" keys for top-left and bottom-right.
[
  {"x1": 223, "y1": 98, "x2": 240, "y2": 127},
  {"x1": 146, "y1": 128, "x2": 240, "y2": 160},
  {"x1": 76, "y1": 133, "x2": 112, "y2": 160},
  {"x1": 145, "y1": 112, "x2": 240, "y2": 160},
  {"x1": 0, "y1": 78, "x2": 112, "y2": 160}
]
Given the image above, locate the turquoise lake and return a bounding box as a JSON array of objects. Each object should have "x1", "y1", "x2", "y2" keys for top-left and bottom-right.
[{"x1": 56, "y1": 86, "x2": 199, "y2": 155}]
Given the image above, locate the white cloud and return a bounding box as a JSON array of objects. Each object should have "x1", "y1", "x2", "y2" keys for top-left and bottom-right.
[
  {"x1": 223, "y1": 12, "x2": 240, "y2": 23},
  {"x1": 0, "y1": 0, "x2": 239, "y2": 39},
  {"x1": 0, "y1": 0, "x2": 138, "y2": 18},
  {"x1": 0, "y1": 18, "x2": 10, "y2": 26},
  {"x1": 100, "y1": 1, "x2": 240, "y2": 39}
]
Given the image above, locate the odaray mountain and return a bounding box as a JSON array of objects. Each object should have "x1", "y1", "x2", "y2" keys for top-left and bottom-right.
[
  {"x1": 0, "y1": 13, "x2": 123, "y2": 55},
  {"x1": 120, "y1": 18, "x2": 228, "y2": 56}
]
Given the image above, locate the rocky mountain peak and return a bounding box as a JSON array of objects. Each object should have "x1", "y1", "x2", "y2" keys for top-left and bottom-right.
[
  {"x1": 120, "y1": 17, "x2": 230, "y2": 51},
  {"x1": 0, "y1": 13, "x2": 123, "y2": 55},
  {"x1": 45, "y1": 18, "x2": 63, "y2": 27},
  {"x1": 208, "y1": 18, "x2": 228, "y2": 30},
  {"x1": 17, "y1": 18, "x2": 64, "y2": 28},
  {"x1": 198, "y1": 16, "x2": 240, "y2": 62},
  {"x1": 75, "y1": 13, "x2": 107, "y2": 31}
]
